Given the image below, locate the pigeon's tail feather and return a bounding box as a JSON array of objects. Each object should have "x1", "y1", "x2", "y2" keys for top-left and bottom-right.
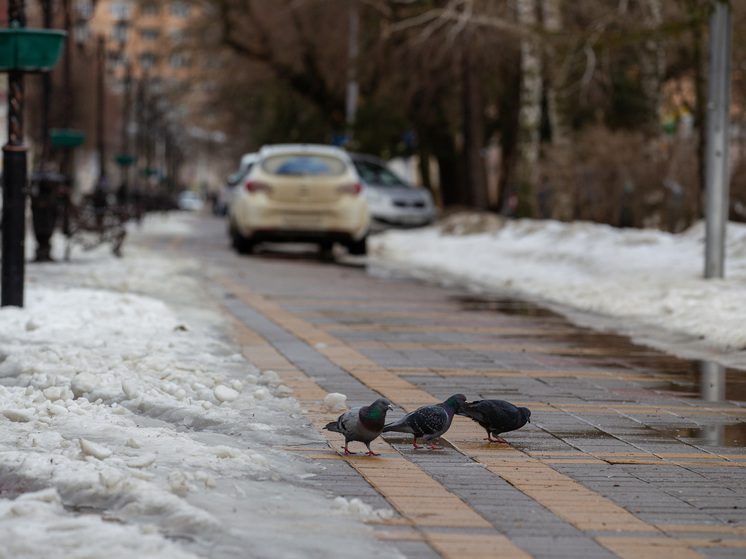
[
  {"x1": 459, "y1": 402, "x2": 484, "y2": 419},
  {"x1": 324, "y1": 421, "x2": 341, "y2": 433},
  {"x1": 383, "y1": 418, "x2": 412, "y2": 434}
]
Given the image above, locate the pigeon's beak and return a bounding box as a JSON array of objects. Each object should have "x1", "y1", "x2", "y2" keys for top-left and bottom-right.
[
  {"x1": 386, "y1": 404, "x2": 393, "y2": 411},
  {"x1": 528, "y1": 417, "x2": 531, "y2": 423}
]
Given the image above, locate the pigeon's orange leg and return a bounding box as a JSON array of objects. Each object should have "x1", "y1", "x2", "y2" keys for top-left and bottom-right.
[
  {"x1": 412, "y1": 437, "x2": 423, "y2": 449},
  {"x1": 343, "y1": 444, "x2": 356, "y2": 455},
  {"x1": 485, "y1": 433, "x2": 508, "y2": 443}
]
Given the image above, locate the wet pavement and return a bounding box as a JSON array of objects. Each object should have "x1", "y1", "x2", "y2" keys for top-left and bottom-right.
[{"x1": 163, "y1": 215, "x2": 746, "y2": 559}]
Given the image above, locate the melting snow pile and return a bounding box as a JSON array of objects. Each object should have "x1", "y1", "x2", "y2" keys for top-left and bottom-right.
[
  {"x1": 371, "y1": 217, "x2": 746, "y2": 360},
  {"x1": 0, "y1": 215, "x2": 395, "y2": 559}
]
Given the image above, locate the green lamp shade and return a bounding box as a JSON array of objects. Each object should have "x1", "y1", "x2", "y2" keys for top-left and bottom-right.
[
  {"x1": 50, "y1": 128, "x2": 85, "y2": 148},
  {"x1": 115, "y1": 154, "x2": 137, "y2": 167},
  {"x1": 141, "y1": 167, "x2": 160, "y2": 178},
  {"x1": 0, "y1": 29, "x2": 66, "y2": 72}
]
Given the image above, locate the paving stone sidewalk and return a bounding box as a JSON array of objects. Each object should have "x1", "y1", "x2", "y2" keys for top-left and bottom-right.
[{"x1": 177, "y1": 219, "x2": 746, "y2": 559}]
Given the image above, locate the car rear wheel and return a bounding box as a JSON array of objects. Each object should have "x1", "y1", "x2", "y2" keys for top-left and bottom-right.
[
  {"x1": 346, "y1": 236, "x2": 367, "y2": 256},
  {"x1": 318, "y1": 241, "x2": 335, "y2": 261},
  {"x1": 230, "y1": 226, "x2": 255, "y2": 255}
]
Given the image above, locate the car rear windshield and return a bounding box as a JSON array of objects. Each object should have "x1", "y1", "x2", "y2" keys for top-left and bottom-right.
[
  {"x1": 354, "y1": 160, "x2": 408, "y2": 187},
  {"x1": 262, "y1": 154, "x2": 347, "y2": 177}
]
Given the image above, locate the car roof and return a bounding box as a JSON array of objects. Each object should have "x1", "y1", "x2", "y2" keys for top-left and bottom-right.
[
  {"x1": 349, "y1": 153, "x2": 386, "y2": 163},
  {"x1": 259, "y1": 144, "x2": 351, "y2": 160},
  {"x1": 240, "y1": 153, "x2": 258, "y2": 165}
]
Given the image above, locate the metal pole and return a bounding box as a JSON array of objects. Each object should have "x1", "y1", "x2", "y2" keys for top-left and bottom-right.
[
  {"x1": 345, "y1": 0, "x2": 359, "y2": 137},
  {"x1": 704, "y1": 1, "x2": 732, "y2": 279},
  {"x1": 119, "y1": 60, "x2": 132, "y2": 200},
  {"x1": 2, "y1": 0, "x2": 28, "y2": 307},
  {"x1": 96, "y1": 34, "x2": 107, "y2": 187},
  {"x1": 60, "y1": 0, "x2": 73, "y2": 238},
  {"x1": 40, "y1": 0, "x2": 52, "y2": 163},
  {"x1": 31, "y1": 0, "x2": 56, "y2": 263}
]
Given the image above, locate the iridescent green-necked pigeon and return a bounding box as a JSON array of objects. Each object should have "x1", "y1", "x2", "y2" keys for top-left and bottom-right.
[
  {"x1": 382, "y1": 394, "x2": 466, "y2": 450},
  {"x1": 457, "y1": 399, "x2": 531, "y2": 443},
  {"x1": 324, "y1": 397, "x2": 393, "y2": 456}
]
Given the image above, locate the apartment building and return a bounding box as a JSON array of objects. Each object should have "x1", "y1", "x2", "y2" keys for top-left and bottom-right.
[{"x1": 91, "y1": 0, "x2": 196, "y2": 87}]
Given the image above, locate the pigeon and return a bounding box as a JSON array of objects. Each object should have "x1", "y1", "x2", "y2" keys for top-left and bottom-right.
[
  {"x1": 324, "y1": 397, "x2": 393, "y2": 456},
  {"x1": 382, "y1": 394, "x2": 466, "y2": 450},
  {"x1": 457, "y1": 399, "x2": 531, "y2": 443}
]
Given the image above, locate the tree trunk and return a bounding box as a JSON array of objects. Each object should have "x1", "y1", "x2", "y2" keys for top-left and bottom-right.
[
  {"x1": 639, "y1": 0, "x2": 665, "y2": 137},
  {"x1": 514, "y1": 0, "x2": 542, "y2": 216},
  {"x1": 496, "y1": 56, "x2": 521, "y2": 215},
  {"x1": 462, "y1": 35, "x2": 488, "y2": 209},
  {"x1": 540, "y1": 0, "x2": 566, "y2": 145}
]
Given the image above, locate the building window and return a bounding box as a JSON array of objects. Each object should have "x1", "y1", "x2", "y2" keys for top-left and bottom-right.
[
  {"x1": 140, "y1": 28, "x2": 160, "y2": 41},
  {"x1": 170, "y1": 29, "x2": 184, "y2": 44},
  {"x1": 108, "y1": 51, "x2": 125, "y2": 66},
  {"x1": 169, "y1": 53, "x2": 191, "y2": 68},
  {"x1": 113, "y1": 21, "x2": 128, "y2": 43},
  {"x1": 140, "y1": 52, "x2": 158, "y2": 69},
  {"x1": 75, "y1": 0, "x2": 94, "y2": 19},
  {"x1": 170, "y1": 1, "x2": 190, "y2": 18},
  {"x1": 111, "y1": 1, "x2": 131, "y2": 19},
  {"x1": 141, "y1": 2, "x2": 159, "y2": 16}
]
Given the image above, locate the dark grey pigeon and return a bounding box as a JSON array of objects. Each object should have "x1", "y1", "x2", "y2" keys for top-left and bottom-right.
[
  {"x1": 382, "y1": 394, "x2": 466, "y2": 449},
  {"x1": 457, "y1": 399, "x2": 531, "y2": 443},
  {"x1": 324, "y1": 398, "x2": 393, "y2": 456}
]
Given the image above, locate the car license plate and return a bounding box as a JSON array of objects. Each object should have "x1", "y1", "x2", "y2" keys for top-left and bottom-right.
[{"x1": 284, "y1": 215, "x2": 322, "y2": 228}]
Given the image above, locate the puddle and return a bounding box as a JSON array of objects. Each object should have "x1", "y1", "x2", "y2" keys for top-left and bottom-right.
[
  {"x1": 453, "y1": 296, "x2": 560, "y2": 318},
  {"x1": 545, "y1": 423, "x2": 746, "y2": 448},
  {"x1": 453, "y1": 294, "x2": 746, "y2": 405},
  {"x1": 663, "y1": 423, "x2": 746, "y2": 448},
  {"x1": 649, "y1": 362, "x2": 746, "y2": 402}
]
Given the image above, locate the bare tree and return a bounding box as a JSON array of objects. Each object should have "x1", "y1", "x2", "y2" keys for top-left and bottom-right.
[{"x1": 513, "y1": 0, "x2": 542, "y2": 214}]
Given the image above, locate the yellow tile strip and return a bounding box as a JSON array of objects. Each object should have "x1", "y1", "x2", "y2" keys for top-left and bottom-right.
[
  {"x1": 596, "y1": 537, "x2": 729, "y2": 559},
  {"x1": 427, "y1": 532, "x2": 530, "y2": 559}
]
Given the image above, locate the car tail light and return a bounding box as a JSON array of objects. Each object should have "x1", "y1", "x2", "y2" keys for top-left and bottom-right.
[
  {"x1": 245, "y1": 180, "x2": 271, "y2": 193},
  {"x1": 337, "y1": 183, "x2": 362, "y2": 196}
]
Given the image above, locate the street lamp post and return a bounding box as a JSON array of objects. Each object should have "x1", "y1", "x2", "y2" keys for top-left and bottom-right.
[
  {"x1": 1, "y1": 1, "x2": 29, "y2": 306},
  {"x1": 30, "y1": 0, "x2": 60, "y2": 263},
  {"x1": 118, "y1": 60, "x2": 133, "y2": 204}
]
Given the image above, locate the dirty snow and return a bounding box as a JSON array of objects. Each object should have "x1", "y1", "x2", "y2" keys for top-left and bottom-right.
[
  {"x1": 323, "y1": 393, "x2": 348, "y2": 413},
  {"x1": 0, "y1": 214, "x2": 396, "y2": 559},
  {"x1": 370, "y1": 216, "x2": 746, "y2": 366}
]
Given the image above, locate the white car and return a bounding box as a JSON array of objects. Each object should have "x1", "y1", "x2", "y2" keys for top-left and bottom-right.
[
  {"x1": 351, "y1": 154, "x2": 436, "y2": 227},
  {"x1": 177, "y1": 191, "x2": 204, "y2": 211},
  {"x1": 216, "y1": 153, "x2": 257, "y2": 216},
  {"x1": 229, "y1": 144, "x2": 370, "y2": 254}
]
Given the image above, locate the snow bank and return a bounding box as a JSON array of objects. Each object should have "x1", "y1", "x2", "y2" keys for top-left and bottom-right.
[
  {"x1": 0, "y1": 489, "x2": 197, "y2": 559},
  {"x1": 1, "y1": 214, "x2": 396, "y2": 558},
  {"x1": 370, "y1": 217, "x2": 746, "y2": 359}
]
